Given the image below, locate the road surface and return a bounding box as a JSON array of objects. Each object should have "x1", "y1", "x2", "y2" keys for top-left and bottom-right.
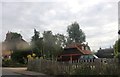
[
  {"x1": 2, "y1": 67, "x2": 48, "y2": 77},
  {"x1": 2, "y1": 67, "x2": 30, "y2": 77}
]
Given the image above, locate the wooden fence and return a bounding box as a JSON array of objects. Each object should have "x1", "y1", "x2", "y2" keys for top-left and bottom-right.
[{"x1": 27, "y1": 58, "x2": 120, "y2": 75}]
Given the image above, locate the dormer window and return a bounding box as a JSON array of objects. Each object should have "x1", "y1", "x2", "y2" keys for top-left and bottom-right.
[
  {"x1": 82, "y1": 46, "x2": 84, "y2": 50},
  {"x1": 85, "y1": 46, "x2": 88, "y2": 50}
]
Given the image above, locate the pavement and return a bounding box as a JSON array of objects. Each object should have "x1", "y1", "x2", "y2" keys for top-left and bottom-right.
[{"x1": 2, "y1": 67, "x2": 48, "y2": 77}]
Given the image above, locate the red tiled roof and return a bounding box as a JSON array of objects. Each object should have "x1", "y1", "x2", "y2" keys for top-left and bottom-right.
[
  {"x1": 81, "y1": 50, "x2": 92, "y2": 54},
  {"x1": 65, "y1": 43, "x2": 92, "y2": 55},
  {"x1": 66, "y1": 43, "x2": 85, "y2": 48}
]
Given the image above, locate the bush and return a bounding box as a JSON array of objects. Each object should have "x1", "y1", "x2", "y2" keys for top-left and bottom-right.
[
  {"x1": 2, "y1": 59, "x2": 27, "y2": 67},
  {"x1": 11, "y1": 50, "x2": 32, "y2": 64},
  {"x1": 118, "y1": 54, "x2": 120, "y2": 63}
]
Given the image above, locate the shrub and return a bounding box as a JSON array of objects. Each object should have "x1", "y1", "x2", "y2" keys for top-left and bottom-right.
[
  {"x1": 11, "y1": 50, "x2": 32, "y2": 64},
  {"x1": 2, "y1": 59, "x2": 26, "y2": 67}
]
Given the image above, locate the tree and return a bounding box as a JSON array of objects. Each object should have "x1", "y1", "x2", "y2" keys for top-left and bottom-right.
[
  {"x1": 114, "y1": 39, "x2": 120, "y2": 58},
  {"x1": 53, "y1": 33, "x2": 67, "y2": 56},
  {"x1": 43, "y1": 31, "x2": 66, "y2": 60},
  {"x1": 11, "y1": 50, "x2": 32, "y2": 64},
  {"x1": 31, "y1": 29, "x2": 43, "y2": 57},
  {"x1": 114, "y1": 30, "x2": 120, "y2": 62},
  {"x1": 118, "y1": 30, "x2": 120, "y2": 35},
  {"x1": 67, "y1": 22, "x2": 86, "y2": 44},
  {"x1": 54, "y1": 33, "x2": 67, "y2": 48},
  {"x1": 43, "y1": 31, "x2": 56, "y2": 59}
]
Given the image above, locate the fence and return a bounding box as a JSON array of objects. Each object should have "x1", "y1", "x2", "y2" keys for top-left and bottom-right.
[{"x1": 27, "y1": 58, "x2": 120, "y2": 75}]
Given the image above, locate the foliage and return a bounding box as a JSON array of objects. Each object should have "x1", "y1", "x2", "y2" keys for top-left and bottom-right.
[
  {"x1": 27, "y1": 53, "x2": 39, "y2": 60},
  {"x1": 30, "y1": 29, "x2": 67, "y2": 60},
  {"x1": 11, "y1": 50, "x2": 32, "y2": 64},
  {"x1": 31, "y1": 29, "x2": 43, "y2": 57},
  {"x1": 54, "y1": 33, "x2": 67, "y2": 48},
  {"x1": 11, "y1": 33, "x2": 22, "y2": 39},
  {"x1": 3, "y1": 22, "x2": 87, "y2": 62},
  {"x1": 2, "y1": 59, "x2": 26, "y2": 67},
  {"x1": 118, "y1": 30, "x2": 120, "y2": 34},
  {"x1": 67, "y1": 22, "x2": 86, "y2": 44},
  {"x1": 43, "y1": 31, "x2": 60, "y2": 59},
  {"x1": 30, "y1": 22, "x2": 86, "y2": 60},
  {"x1": 114, "y1": 39, "x2": 120, "y2": 58}
]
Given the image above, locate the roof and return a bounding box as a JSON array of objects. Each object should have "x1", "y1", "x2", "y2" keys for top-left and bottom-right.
[
  {"x1": 97, "y1": 48, "x2": 114, "y2": 53},
  {"x1": 66, "y1": 43, "x2": 86, "y2": 49},
  {"x1": 65, "y1": 43, "x2": 92, "y2": 55},
  {"x1": 81, "y1": 50, "x2": 92, "y2": 54},
  {"x1": 96, "y1": 48, "x2": 114, "y2": 58}
]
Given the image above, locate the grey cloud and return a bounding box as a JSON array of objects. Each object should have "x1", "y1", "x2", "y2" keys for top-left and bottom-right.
[
  {"x1": 79, "y1": 2, "x2": 117, "y2": 27},
  {"x1": 2, "y1": 1, "x2": 118, "y2": 51}
]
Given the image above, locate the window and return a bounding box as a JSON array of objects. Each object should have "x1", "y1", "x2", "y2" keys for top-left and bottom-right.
[{"x1": 82, "y1": 46, "x2": 84, "y2": 50}]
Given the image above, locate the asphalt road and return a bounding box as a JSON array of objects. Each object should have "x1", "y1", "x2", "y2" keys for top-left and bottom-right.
[
  {"x1": 2, "y1": 67, "x2": 49, "y2": 77},
  {"x1": 2, "y1": 67, "x2": 30, "y2": 77}
]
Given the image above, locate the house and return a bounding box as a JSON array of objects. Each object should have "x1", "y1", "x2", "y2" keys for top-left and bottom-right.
[
  {"x1": 2, "y1": 32, "x2": 30, "y2": 59},
  {"x1": 96, "y1": 48, "x2": 114, "y2": 58},
  {"x1": 57, "y1": 43, "x2": 93, "y2": 61},
  {"x1": 2, "y1": 50, "x2": 12, "y2": 59}
]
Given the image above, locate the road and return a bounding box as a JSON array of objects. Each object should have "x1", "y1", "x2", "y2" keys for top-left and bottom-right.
[
  {"x1": 2, "y1": 67, "x2": 48, "y2": 77},
  {"x1": 2, "y1": 67, "x2": 30, "y2": 77}
]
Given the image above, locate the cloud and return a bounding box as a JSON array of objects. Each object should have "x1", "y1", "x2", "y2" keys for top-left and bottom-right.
[
  {"x1": 1, "y1": 0, "x2": 119, "y2": 51},
  {"x1": 0, "y1": 3, "x2": 2, "y2": 42}
]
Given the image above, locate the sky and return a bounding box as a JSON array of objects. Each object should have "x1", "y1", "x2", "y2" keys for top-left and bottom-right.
[{"x1": 1, "y1": 0, "x2": 119, "y2": 51}]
